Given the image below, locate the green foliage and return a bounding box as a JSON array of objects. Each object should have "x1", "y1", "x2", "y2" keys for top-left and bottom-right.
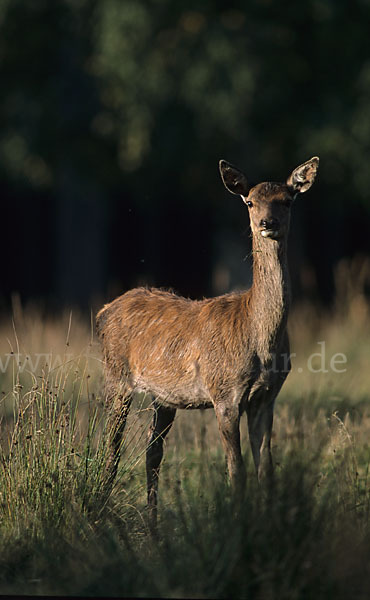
[
  {"x1": 1, "y1": 0, "x2": 370, "y2": 210},
  {"x1": 0, "y1": 365, "x2": 105, "y2": 537}
]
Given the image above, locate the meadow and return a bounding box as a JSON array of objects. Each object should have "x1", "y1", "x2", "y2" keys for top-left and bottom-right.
[{"x1": 0, "y1": 257, "x2": 370, "y2": 598}]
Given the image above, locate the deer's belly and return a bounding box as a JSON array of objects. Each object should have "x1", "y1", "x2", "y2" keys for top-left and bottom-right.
[{"x1": 133, "y1": 369, "x2": 213, "y2": 410}]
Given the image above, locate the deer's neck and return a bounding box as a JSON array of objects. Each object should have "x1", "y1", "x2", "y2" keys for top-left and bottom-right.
[{"x1": 249, "y1": 234, "x2": 290, "y2": 358}]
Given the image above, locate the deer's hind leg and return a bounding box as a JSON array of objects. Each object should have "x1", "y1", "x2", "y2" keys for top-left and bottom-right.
[
  {"x1": 105, "y1": 387, "x2": 132, "y2": 492},
  {"x1": 146, "y1": 401, "x2": 176, "y2": 530}
]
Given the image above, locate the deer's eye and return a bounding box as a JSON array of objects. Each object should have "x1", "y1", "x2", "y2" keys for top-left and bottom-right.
[{"x1": 246, "y1": 200, "x2": 253, "y2": 208}]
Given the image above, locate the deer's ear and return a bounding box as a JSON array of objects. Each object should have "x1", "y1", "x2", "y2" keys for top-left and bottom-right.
[
  {"x1": 219, "y1": 160, "x2": 249, "y2": 196},
  {"x1": 287, "y1": 156, "x2": 319, "y2": 194}
]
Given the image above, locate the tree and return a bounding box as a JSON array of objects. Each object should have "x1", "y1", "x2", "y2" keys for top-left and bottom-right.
[{"x1": 1, "y1": 0, "x2": 370, "y2": 306}]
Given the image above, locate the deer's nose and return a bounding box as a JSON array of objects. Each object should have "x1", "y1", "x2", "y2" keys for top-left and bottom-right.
[{"x1": 260, "y1": 218, "x2": 280, "y2": 230}]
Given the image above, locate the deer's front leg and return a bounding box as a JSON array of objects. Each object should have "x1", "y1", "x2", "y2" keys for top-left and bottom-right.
[
  {"x1": 214, "y1": 400, "x2": 245, "y2": 493},
  {"x1": 246, "y1": 394, "x2": 274, "y2": 482}
]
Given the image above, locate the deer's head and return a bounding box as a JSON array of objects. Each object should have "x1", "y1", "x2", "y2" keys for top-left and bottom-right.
[{"x1": 219, "y1": 157, "x2": 319, "y2": 241}]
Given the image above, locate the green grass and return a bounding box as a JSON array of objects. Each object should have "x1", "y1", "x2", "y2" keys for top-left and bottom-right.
[{"x1": 1, "y1": 273, "x2": 370, "y2": 597}]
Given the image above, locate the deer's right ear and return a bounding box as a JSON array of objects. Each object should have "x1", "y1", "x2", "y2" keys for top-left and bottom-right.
[{"x1": 219, "y1": 160, "x2": 249, "y2": 197}]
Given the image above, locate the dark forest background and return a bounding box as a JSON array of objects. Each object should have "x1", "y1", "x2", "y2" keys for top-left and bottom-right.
[{"x1": 1, "y1": 0, "x2": 370, "y2": 312}]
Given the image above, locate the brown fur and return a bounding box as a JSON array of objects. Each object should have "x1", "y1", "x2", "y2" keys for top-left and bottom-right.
[{"x1": 96, "y1": 156, "x2": 319, "y2": 527}]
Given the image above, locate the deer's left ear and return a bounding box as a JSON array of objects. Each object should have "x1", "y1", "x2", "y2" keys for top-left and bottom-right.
[{"x1": 287, "y1": 156, "x2": 319, "y2": 194}]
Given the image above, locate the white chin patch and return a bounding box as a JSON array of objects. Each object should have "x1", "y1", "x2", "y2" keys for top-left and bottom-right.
[{"x1": 261, "y1": 230, "x2": 279, "y2": 239}]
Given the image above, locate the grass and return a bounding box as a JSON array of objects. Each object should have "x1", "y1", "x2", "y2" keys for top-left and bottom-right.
[{"x1": 0, "y1": 258, "x2": 370, "y2": 598}]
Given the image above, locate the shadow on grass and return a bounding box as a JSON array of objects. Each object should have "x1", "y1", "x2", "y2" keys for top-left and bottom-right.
[{"x1": 2, "y1": 441, "x2": 370, "y2": 598}]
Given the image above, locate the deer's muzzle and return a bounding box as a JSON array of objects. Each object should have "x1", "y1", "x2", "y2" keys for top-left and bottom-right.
[
  {"x1": 260, "y1": 218, "x2": 281, "y2": 239},
  {"x1": 261, "y1": 229, "x2": 280, "y2": 239}
]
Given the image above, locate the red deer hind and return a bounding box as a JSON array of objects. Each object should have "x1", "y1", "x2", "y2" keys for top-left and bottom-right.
[{"x1": 96, "y1": 156, "x2": 319, "y2": 525}]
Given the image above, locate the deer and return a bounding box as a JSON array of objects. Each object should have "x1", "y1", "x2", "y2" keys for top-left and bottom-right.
[{"x1": 96, "y1": 156, "x2": 319, "y2": 527}]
